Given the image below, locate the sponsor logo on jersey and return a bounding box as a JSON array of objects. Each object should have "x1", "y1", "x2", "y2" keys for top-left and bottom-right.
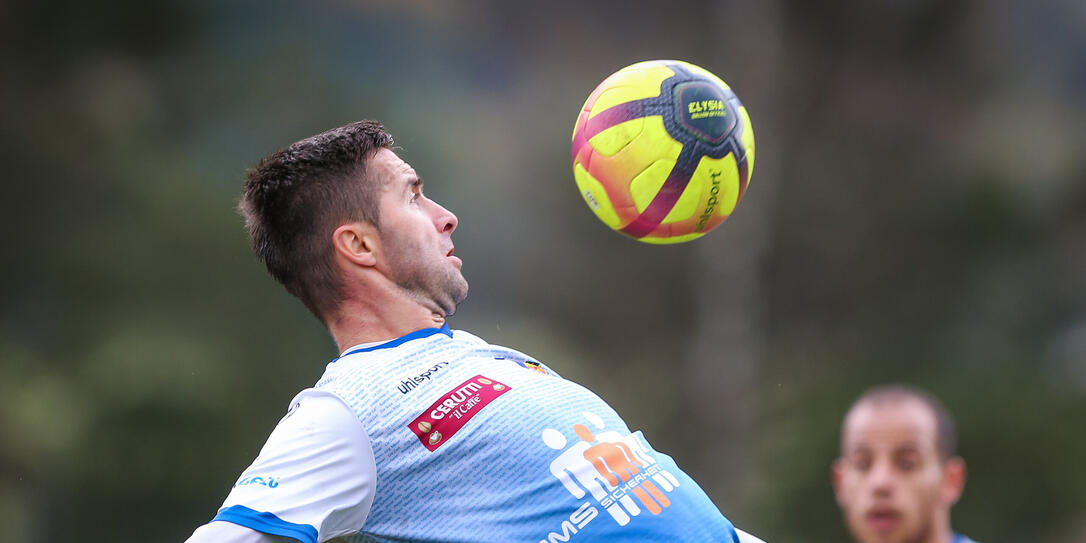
[
  {"x1": 397, "y1": 361, "x2": 451, "y2": 394},
  {"x1": 409, "y1": 375, "x2": 510, "y2": 451},
  {"x1": 491, "y1": 353, "x2": 550, "y2": 376},
  {"x1": 520, "y1": 359, "x2": 549, "y2": 375},
  {"x1": 235, "y1": 475, "x2": 280, "y2": 489},
  {"x1": 538, "y1": 411, "x2": 681, "y2": 540},
  {"x1": 538, "y1": 502, "x2": 598, "y2": 543}
]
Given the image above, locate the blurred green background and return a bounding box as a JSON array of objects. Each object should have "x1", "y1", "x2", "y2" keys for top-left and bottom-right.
[{"x1": 2, "y1": 1, "x2": 1084, "y2": 541}]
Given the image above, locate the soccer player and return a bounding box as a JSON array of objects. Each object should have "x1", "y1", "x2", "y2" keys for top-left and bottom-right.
[
  {"x1": 833, "y1": 384, "x2": 980, "y2": 543},
  {"x1": 185, "y1": 120, "x2": 764, "y2": 543}
]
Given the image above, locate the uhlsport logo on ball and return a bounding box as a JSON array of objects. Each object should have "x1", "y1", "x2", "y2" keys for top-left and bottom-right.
[{"x1": 571, "y1": 60, "x2": 755, "y2": 244}]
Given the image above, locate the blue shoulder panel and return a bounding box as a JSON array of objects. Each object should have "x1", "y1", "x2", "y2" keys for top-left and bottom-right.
[{"x1": 213, "y1": 504, "x2": 318, "y2": 543}]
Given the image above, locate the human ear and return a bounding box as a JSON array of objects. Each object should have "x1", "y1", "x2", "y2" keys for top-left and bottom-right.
[
  {"x1": 332, "y1": 222, "x2": 379, "y2": 267},
  {"x1": 941, "y1": 456, "x2": 967, "y2": 506},
  {"x1": 832, "y1": 458, "x2": 847, "y2": 507}
]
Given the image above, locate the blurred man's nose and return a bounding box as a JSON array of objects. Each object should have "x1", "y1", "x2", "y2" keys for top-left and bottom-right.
[{"x1": 867, "y1": 459, "x2": 896, "y2": 496}]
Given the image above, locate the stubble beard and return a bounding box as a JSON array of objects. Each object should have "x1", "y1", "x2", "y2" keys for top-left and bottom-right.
[{"x1": 386, "y1": 246, "x2": 469, "y2": 317}]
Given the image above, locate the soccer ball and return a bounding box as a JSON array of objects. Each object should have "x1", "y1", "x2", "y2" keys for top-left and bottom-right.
[{"x1": 571, "y1": 60, "x2": 755, "y2": 244}]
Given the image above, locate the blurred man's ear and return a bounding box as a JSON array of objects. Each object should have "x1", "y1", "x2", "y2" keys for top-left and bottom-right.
[
  {"x1": 941, "y1": 456, "x2": 967, "y2": 507},
  {"x1": 831, "y1": 458, "x2": 847, "y2": 507}
]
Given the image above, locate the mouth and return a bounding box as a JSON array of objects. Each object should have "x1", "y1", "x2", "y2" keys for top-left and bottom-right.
[
  {"x1": 446, "y1": 247, "x2": 462, "y2": 268},
  {"x1": 865, "y1": 507, "x2": 901, "y2": 533}
]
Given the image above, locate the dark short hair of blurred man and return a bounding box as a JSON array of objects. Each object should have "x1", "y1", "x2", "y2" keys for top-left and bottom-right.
[{"x1": 832, "y1": 384, "x2": 979, "y2": 543}]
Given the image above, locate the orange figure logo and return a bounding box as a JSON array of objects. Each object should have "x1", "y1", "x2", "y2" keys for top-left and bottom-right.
[
  {"x1": 542, "y1": 412, "x2": 681, "y2": 527},
  {"x1": 574, "y1": 424, "x2": 671, "y2": 515}
]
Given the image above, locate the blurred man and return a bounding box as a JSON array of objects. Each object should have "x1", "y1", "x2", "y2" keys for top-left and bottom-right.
[
  {"x1": 833, "y1": 385, "x2": 979, "y2": 543},
  {"x1": 185, "y1": 120, "x2": 763, "y2": 543}
]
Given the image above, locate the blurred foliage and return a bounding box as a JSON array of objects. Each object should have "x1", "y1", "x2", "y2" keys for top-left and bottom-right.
[{"x1": 1, "y1": 0, "x2": 1084, "y2": 542}]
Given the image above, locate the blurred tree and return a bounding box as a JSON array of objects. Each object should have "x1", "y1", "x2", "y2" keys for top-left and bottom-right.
[{"x1": 0, "y1": 0, "x2": 1083, "y2": 542}]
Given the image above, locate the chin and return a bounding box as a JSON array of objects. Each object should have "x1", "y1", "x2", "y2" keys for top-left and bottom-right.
[
  {"x1": 439, "y1": 288, "x2": 468, "y2": 318},
  {"x1": 451, "y1": 277, "x2": 469, "y2": 303}
]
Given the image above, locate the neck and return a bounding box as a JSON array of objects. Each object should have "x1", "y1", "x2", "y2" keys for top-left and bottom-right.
[
  {"x1": 924, "y1": 512, "x2": 955, "y2": 543},
  {"x1": 326, "y1": 294, "x2": 447, "y2": 354}
]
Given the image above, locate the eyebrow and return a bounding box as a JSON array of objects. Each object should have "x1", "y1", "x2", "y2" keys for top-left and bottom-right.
[
  {"x1": 845, "y1": 442, "x2": 924, "y2": 456},
  {"x1": 398, "y1": 174, "x2": 422, "y2": 195}
]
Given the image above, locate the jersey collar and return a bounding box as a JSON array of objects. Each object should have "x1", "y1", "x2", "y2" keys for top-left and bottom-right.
[{"x1": 338, "y1": 323, "x2": 453, "y2": 359}]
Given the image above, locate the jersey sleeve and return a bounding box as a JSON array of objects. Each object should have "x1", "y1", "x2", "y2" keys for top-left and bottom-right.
[
  {"x1": 185, "y1": 519, "x2": 297, "y2": 543},
  {"x1": 211, "y1": 389, "x2": 377, "y2": 543}
]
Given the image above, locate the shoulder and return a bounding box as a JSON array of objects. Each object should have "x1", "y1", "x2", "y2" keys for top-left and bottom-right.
[
  {"x1": 450, "y1": 328, "x2": 488, "y2": 345},
  {"x1": 215, "y1": 390, "x2": 378, "y2": 541},
  {"x1": 286, "y1": 390, "x2": 366, "y2": 430},
  {"x1": 256, "y1": 390, "x2": 373, "y2": 469}
]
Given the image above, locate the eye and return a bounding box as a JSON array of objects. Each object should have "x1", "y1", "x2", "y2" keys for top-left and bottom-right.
[
  {"x1": 849, "y1": 453, "x2": 872, "y2": 472},
  {"x1": 895, "y1": 455, "x2": 919, "y2": 472},
  {"x1": 410, "y1": 180, "x2": 424, "y2": 203},
  {"x1": 892, "y1": 447, "x2": 923, "y2": 472}
]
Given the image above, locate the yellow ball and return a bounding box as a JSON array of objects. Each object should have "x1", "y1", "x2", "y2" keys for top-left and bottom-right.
[{"x1": 571, "y1": 60, "x2": 755, "y2": 244}]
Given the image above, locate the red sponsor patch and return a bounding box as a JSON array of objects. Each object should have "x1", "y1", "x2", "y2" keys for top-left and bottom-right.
[{"x1": 409, "y1": 375, "x2": 511, "y2": 451}]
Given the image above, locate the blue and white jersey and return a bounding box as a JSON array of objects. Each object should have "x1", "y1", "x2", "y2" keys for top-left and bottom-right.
[
  {"x1": 212, "y1": 325, "x2": 739, "y2": 542},
  {"x1": 953, "y1": 533, "x2": 979, "y2": 543}
]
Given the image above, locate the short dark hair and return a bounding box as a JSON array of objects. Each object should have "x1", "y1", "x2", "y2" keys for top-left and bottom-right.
[
  {"x1": 239, "y1": 120, "x2": 395, "y2": 321},
  {"x1": 844, "y1": 384, "x2": 959, "y2": 460}
]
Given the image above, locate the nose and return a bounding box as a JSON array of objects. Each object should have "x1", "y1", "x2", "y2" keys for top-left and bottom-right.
[
  {"x1": 868, "y1": 460, "x2": 895, "y2": 496},
  {"x1": 431, "y1": 200, "x2": 458, "y2": 234}
]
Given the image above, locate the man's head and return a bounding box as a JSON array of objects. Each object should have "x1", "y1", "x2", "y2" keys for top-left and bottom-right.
[
  {"x1": 351, "y1": 146, "x2": 467, "y2": 317},
  {"x1": 833, "y1": 385, "x2": 967, "y2": 543},
  {"x1": 240, "y1": 120, "x2": 467, "y2": 323}
]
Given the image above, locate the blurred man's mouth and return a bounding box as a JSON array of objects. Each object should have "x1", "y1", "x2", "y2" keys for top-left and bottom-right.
[{"x1": 866, "y1": 507, "x2": 901, "y2": 533}]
